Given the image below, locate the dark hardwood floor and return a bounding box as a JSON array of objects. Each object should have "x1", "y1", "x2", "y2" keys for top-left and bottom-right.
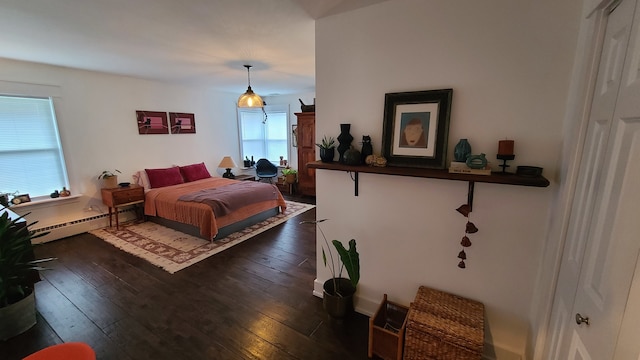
[{"x1": 0, "y1": 196, "x2": 372, "y2": 359}]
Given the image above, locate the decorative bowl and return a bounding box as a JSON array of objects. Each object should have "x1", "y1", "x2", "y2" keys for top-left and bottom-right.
[{"x1": 118, "y1": 182, "x2": 131, "y2": 187}]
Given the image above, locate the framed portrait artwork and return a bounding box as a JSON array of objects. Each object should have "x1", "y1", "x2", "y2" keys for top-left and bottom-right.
[
  {"x1": 381, "y1": 89, "x2": 453, "y2": 169},
  {"x1": 169, "y1": 112, "x2": 196, "y2": 134},
  {"x1": 136, "y1": 111, "x2": 169, "y2": 135}
]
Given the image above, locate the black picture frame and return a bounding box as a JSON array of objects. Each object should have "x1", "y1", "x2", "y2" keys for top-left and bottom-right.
[{"x1": 381, "y1": 89, "x2": 453, "y2": 169}]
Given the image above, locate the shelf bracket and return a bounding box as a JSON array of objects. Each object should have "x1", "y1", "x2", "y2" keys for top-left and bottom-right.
[
  {"x1": 348, "y1": 171, "x2": 359, "y2": 196},
  {"x1": 467, "y1": 181, "x2": 475, "y2": 212}
]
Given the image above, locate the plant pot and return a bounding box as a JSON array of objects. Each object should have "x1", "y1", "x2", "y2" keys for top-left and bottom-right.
[
  {"x1": 102, "y1": 175, "x2": 118, "y2": 189},
  {"x1": 284, "y1": 174, "x2": 296, "y2": 184},
  {"x1": 323, "y1": 278, "x2": 356, "y2": 319},
  {"x1": 0, "y1": 290, "x2": 36, "y2": 341},
  {"x1": 319, "y1": 147, "x2": 335, "y2": 163}
]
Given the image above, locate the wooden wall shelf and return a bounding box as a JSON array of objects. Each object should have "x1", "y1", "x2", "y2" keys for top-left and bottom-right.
[{"x1": 307, "y1": 161, "x2": 550, "y2": 203}]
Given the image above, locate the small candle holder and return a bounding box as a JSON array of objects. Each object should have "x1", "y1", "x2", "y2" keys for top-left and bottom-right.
[{"x1": 496, "y1": 154, "x2": 515, "y2": 173}]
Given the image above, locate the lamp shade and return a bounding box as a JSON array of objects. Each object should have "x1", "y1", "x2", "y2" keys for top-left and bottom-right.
[
  {"x1": 237, "y1": 89, "x2": 264, "y2": 108},
  {"x1": 237, "y1": 65, "x2": 264, "y2": 108},
  {"x1": 218, "y1": 156, "x2": 237, "y2": 169}
]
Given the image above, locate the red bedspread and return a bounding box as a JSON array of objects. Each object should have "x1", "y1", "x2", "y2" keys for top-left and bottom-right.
[{"x1": 144, "y1": 177, "x2": 287, "y2": 239}]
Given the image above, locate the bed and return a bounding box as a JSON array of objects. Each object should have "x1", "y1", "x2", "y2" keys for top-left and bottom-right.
[{"x1": 136, "y1": 163, "x2": 287, "y2": 240}]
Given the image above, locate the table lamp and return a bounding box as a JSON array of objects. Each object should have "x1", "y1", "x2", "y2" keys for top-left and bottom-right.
[{"x1": 218, "y1": 156, "x2": 237, "y2": 179}]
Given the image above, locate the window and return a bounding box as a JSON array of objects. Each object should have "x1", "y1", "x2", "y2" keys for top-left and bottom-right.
[
  {"x1": 0, "y1": 95, "x2": 69, "y2": 199},
  {"x1": 238, "y1": 106, "x2": 289, "y2": 164}
]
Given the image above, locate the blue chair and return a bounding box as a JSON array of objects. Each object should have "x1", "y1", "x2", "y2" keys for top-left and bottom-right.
[{"x1": 255, "y1": 158, "x2": 278, "y2": 183}]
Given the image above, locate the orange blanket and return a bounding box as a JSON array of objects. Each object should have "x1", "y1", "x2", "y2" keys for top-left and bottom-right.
[{"x1": 144, "y1": 177, "x2": 287, "y2": 240}]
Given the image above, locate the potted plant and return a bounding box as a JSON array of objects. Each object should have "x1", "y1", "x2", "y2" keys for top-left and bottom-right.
[
  {"x1": 281, "y1": 168, "x2": 298, "y2": 184},
  {"x1": 302, "y1": 219, "x2": 359, "y2": 318},
  {"x1": 0, "y1": 209, "x2": 52, "y2": 340},
  {"x1": 316, "y1": 136, "x2": 336, "y2": 163},
  {"x1": 98, "y1": 169, "x2": 121, "y2": 189}
]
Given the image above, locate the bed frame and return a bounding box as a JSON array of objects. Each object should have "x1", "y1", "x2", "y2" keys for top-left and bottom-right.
[{"x1": 147, "y1": 206, "x2": 280, "y2": 241}]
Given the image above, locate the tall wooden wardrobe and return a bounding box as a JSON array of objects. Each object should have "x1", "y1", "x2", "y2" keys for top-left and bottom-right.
[{"x1": 295, "y1": 112, "x2": 315, "y2": 196}]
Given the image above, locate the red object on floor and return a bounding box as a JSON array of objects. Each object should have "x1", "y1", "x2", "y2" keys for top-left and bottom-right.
[{"x1": 23, "y1": 342, "x2": 96, "y2": 360}]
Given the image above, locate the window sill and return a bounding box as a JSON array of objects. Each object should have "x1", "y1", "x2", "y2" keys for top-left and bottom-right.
[{"x1": 8, "y1": 194, "x2": 82, "y2": 209}]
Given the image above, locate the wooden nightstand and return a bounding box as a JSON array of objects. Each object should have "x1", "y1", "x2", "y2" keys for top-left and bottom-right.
[
  {"x1": 101, "y1": 185, "x2": 145, "y2": 229},
  {"x1": 234, "y1": 174, "x2": 257, "y2": 181}
]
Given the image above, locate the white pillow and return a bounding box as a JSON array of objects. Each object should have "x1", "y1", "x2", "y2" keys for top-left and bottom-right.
[{"x1": 132, "y1": 170, "x2": 151, "y2": 190}]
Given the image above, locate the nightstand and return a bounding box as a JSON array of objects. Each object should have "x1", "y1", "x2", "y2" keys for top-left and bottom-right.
[
  {"x1": 234, "y1": 174, "x2": 257, "y2": 181},
  {"x1": 101, "y1": 185, "x2": 145, "y2": 229}
]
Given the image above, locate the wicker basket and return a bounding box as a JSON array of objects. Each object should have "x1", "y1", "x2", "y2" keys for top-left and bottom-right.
[
  {"x1": 403, "y1": 286, "x2": 484, "y2": 360},
  {"x1": 368, "y1": 294, "x2": 408, "y2": 360}
]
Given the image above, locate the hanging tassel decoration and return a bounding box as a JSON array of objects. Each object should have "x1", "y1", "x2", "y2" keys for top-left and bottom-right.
[
  {"x1": 456, "y1": 204, "x2": 471, "y2": 217},
  {"x1": 461, "y1": 236, "x2": 472, "y2": 247}
]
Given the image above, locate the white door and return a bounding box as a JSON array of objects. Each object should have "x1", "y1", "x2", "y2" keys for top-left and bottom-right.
[{"x1": 546, "y1": 0, "x2": 640, "y2": 358}]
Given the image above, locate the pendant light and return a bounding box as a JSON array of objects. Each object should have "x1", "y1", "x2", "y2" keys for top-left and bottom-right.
[{"x1": 237, "y1": 65, "x2": 264, "y2": 108}]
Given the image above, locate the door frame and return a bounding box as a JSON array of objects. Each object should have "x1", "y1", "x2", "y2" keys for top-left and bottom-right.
[{"x1": 532, "y1": 0, "x2": 622, "y2": 359}]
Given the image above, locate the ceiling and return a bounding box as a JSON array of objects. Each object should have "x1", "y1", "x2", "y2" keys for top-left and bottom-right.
[{"x1": 0, "y1": 0, "x2": 387, "y2": 96}]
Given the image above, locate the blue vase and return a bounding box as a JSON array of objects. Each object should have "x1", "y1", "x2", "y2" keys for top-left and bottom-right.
[{"x1": 454, "y1": 139, "x2": 472, "y2": 162}]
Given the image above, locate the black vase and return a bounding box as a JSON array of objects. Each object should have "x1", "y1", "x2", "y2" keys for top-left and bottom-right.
[
  {"x1": 337, "y1": 124, "x2": 353, "y2": 163},
  {"x1": 319, "y1": 147, "x2": 335, "y2": 162}
]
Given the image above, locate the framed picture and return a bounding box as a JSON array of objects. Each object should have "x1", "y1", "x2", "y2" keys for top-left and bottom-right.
[
  {"x1": 381, "y1": 89, "x2": 453, "y2": 169},
  {"x1": 136, "y1": 111, "x2": 169, "y2": 134},
  {"x1": 169, "y1": 112, "x2": 196, "y2": 134}
]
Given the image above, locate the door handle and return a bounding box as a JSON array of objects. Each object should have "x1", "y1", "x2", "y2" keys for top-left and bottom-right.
[{"x1": 575, "y1": 313, "x2": 590, "y2": 326}]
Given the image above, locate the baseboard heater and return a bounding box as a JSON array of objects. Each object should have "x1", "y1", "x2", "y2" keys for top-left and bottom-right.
[{"x1": 31, "y1": 208, "x2": 137, "y2": 243}]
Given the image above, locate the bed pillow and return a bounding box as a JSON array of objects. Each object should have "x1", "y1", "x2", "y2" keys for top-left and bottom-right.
[
  {"x1": 145, "y1": 166, "x2": 184, "y2": 188},
  {"x1": 133, "y1": 170, "x2": 151, "y2": 190},
  {"x1": 179, "y1": 162, "x2": 211, "y2": 182}
]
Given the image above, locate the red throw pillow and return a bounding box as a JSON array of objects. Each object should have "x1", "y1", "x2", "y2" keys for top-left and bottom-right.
[
  {"x1": 145, "y1": 167, "x2": 184, "y2": 188},
  {"x1": 179, "y1": 162, "x2": 211, "y2": 182}
]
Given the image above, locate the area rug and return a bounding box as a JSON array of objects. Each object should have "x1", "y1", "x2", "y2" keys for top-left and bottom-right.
[{"x1": 89, "y1": 200, "x2": 315, "y2": 273}]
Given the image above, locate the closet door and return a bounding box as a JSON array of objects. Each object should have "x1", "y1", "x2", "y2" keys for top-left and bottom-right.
[{"x1": 546, "y1": 0, "x2": 640, "y2": 358}]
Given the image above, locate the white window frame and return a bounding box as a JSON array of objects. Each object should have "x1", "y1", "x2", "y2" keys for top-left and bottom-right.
[
  {"x1": 237, "y1": 104, "x2": 290, "y2": 165},
  {"x1": 0, "y1": 82, "x2": 69, "y2": 202}
]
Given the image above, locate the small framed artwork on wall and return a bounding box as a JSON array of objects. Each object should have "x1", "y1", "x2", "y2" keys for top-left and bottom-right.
[
  {"x1": 136, "y1": 111, "x2": 169, "y2": 134},
  {"x1": 381, "y1": 89, "x2": 453, "y2": 169},
  {"x1": 169, "y1": 112, "x2": 196, "y2": 134}
]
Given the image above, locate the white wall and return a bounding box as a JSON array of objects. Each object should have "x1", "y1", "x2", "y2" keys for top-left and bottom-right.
[
  {"x1": 0, "y1": 57, "x2": 312, "y2": 232},
  {"x1": 315, "y1": 0, "x2": 582, "y2": 358}
]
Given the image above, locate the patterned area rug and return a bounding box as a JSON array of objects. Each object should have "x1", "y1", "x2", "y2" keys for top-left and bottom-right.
[{"x1": 89, "y1": 201, "x2": 314, "y2": 273}]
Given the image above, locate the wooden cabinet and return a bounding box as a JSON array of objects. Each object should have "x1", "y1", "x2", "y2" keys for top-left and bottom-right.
[
  {"x1": 296, "y1": 112, "x2": 315, "y2": 196},
  {"x1": 101, "y1": 185, "x2": 145, "y2": 229}
]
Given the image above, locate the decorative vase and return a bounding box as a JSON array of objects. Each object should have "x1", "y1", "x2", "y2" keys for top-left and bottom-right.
[
  {"x1": 337, "y1": 124, "x2": 353, "y2": 163},
  {"x1": 319, "y1": 147, "x2": 335, "y2": 163},
  {"x1": 360, "y1": 135, "x2": 373, "y2": 164},
  {"x1": 0, "y1": 290, "x2": 36, "y2": 341},
  {"x1": 343, "y1": 147, "x2": 362, "y2": 166},
  {"x1": 323, "y1": 278, "x2": 355, "y2": 319},
  {"x1": 59, "y1": 187, "x2": 71, "y2": 197},
  {"x1": 466, "y1": 153, "x2": 488, "y2": 169},
  {"x1": 454, "y1": 139, "x2": 472, "y2": 162}
]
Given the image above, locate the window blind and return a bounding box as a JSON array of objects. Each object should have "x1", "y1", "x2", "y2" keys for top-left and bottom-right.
[{"x1": 0, "y1": 95, "x2": 69, "y2": 198}]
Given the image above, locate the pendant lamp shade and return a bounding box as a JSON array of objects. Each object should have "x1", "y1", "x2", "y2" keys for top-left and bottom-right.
[{"x1": 237, "y1": 65, "x2": 264, "y2": 108}]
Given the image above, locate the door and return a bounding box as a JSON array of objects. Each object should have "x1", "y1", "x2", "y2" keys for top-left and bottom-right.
[
  {"x1": 296, "y1": 112, "x2": 316, "y2": 196},
  {"x1": 546, "y1": 0, "x2": 640, "y2": 358}
]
